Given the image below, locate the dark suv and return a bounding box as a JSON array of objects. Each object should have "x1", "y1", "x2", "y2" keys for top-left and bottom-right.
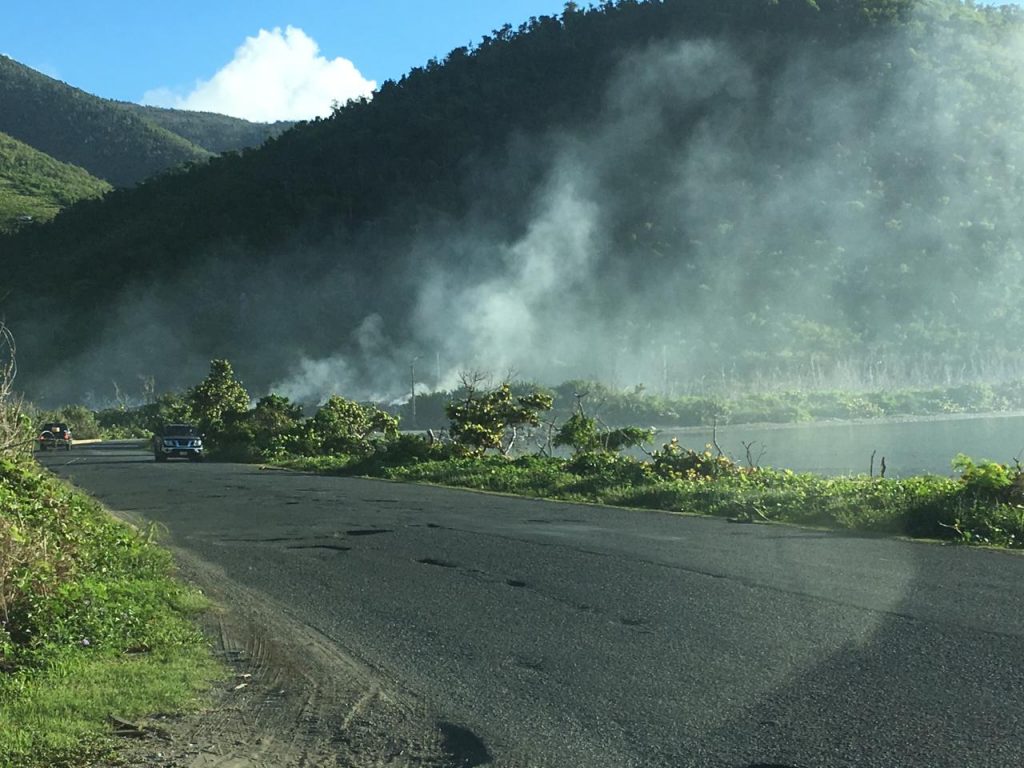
[
  {"x1": 153, "y1": 424, "x2": 204, "y2": 462},
  {"x1": 38, "y1": 422, "x2": 72, "y2": 451}
]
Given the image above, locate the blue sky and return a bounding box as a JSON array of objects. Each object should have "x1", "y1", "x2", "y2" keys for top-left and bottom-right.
[{"x1": 2, "y1": 1, "x2": 571, "y2": 120}]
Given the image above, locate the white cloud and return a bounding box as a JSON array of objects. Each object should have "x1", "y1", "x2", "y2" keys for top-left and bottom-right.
[{"x1": 143, "y1": 26, "x2": 375, "y2": 122}]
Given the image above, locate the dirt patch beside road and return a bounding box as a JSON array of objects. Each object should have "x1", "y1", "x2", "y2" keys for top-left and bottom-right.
[{"x1": 96, "y1": 545, "x2": 457, "y2": 768}]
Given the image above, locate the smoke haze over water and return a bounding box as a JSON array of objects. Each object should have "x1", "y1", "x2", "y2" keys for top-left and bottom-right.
[{"x1": 42, "y1": 5, "x2": 1024, "y2": 406}]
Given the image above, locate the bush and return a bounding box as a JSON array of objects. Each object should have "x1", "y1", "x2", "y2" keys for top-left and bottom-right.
[
  {"x1": 566, "y1": 451, "x2": 652, "y2": 489},
  {"x1": 347, "y1": 433, "x2": 454, "y2": 473},
  {"x1": 651, "y1": 438, "x2": 742, "y2": 480},
  {"x1": 212, "y1": 394, "x2": 305, "y2": 460},
  {"x1": 554, "y1": 412, "x2": 654, "y2": 455},
  {"x1": 306, "y1": 396, "x2": 399, "y2": 456},
  {"x1": 952, "y1": 453, "x2": 1017, "y2": 503}
]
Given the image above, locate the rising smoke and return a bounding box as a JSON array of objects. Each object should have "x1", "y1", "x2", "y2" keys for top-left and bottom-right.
[{"x1": 50, "y1": 4, "x2": 1024, "y2": 407}]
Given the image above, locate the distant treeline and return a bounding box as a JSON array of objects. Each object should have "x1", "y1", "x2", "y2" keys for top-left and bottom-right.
[{"x1": 392, "y1": 379, "x2": 1024, "y2": 429}]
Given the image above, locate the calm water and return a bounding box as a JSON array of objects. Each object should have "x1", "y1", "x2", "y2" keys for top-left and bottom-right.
[{"x1": 653, "y1": 413, "x2": 1024, "y2": 477}]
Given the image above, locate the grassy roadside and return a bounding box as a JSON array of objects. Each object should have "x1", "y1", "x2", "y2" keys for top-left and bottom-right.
[
  {"x1": 278, "y1": 448, "x2": 1024, "y2": 549},
  {"x1": 0, "y1": 457, "x2": 221, "y2": 768}
]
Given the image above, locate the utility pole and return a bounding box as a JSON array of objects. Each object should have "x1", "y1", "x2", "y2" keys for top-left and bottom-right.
[
  {"x1": 410, "y1": 356, "x2": 421, "y2": 428},
  {"x1": 662, "y1": 344, "x2": 668, "y2": 397}
]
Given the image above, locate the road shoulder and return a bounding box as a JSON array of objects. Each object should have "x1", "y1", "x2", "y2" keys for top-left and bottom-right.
[{"x1": 94, "y1": 535, "x2": 453, "y2": 768}]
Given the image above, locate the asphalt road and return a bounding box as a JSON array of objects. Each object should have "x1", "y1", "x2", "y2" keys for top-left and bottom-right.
[{"x1": 40, "y1": 442, "x2": 1024, "y2": 768}]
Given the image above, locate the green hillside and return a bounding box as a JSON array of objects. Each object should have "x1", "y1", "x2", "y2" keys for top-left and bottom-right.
[
  {"x1": 4, "y1": 0, "x2": 1024, "y2": 404},
  {"x1": 0, "y1": 55, "x2": 212, "y2": 187},
  {"x1": 117, "y1": 103, "x2": 293, "y2": 154},
  {"x1": 0, "y1": 131, "x2": 110, "y2": 234}
]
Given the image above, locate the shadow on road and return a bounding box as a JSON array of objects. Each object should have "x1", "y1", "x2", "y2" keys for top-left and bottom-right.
[{"x1": 437, "y1": 721, "x2": 493, "y2": 767}]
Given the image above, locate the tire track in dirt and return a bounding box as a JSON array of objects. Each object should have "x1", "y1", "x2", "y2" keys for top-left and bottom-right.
[{"x1": 96, "y1": 545, "x2": 466, "y2": 768}]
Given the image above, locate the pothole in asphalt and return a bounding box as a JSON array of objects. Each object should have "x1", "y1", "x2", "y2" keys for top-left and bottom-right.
[
  {"x1": 223, "y1": 536, "x2": 307, "y2": 543},
  {"x1": 620, "y1": 616, "x2": 647, "y2": 627},
  {"x1": 345, "y1": 529, "x2": 391, "y2": 536},
  {"x1": 505, "y1": 579, "x2": 527, "y2": 588},
  {"x1": 512, "y1": 654, "x2": 544, "y2": 672},
  {"x1": 418, "y1": 557, "x2": 457, "y2": 569},
  {"x1": 287, "y1": 544, "x2": 352, "y2": 552},
  {"x1": 437, "y1": 721, "x2": 492, "y2": 767}
]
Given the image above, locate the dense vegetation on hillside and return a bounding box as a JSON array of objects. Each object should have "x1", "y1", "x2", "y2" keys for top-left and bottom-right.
[
  {"x1": 4, "y1": 0, "x2": 1024, "y2": 405},
  {"x1": 0, "y1": 56, "x2": 212, "y2": 186},
  {"x1": 117, "y1": 103, "x2": 293, "y2": 154},
  {"x1": 0, "y1": 132, "x2": 111, "y2": 233}
]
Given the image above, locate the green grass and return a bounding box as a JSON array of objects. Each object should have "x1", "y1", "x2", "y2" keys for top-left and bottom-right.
[
  {"x1": 0, "y1": 646, "x2": 218, "y2": 768},
  {"x1": 0, "y1": 457, "x2": 222, "y2": 768}
]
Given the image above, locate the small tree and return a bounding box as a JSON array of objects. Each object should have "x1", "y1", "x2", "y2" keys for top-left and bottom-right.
[
  {"x1": 188, "y1": 359, "x2": 249, "y2": 437},
  {"x1": 446, "y1": 373, "x2": 554, "y2": 456}
]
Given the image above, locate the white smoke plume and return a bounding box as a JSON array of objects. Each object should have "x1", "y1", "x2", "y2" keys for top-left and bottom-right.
[{"x1": 50, "y1": 7, "x2": 1024, "y2": 408}]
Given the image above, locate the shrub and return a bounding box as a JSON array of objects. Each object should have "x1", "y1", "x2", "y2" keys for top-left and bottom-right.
[
  {"x1": 566, "y1": 451, "x2": 651, "y2": 489},
  {"x1": 952, "y1": 453, "x2": 1017, "y2": 503},
  {"x1": 301, "y1": 395, "x2": 399, "y2": 457},
  {"x1": 651, "y1": 438, "x2": 742, "y2": 480},
  {"x1": 554, "y1": 412, "x2": 654, "y2": 455},
  {"x1": 215, "y1": 394, "x2": 305, "y2": 460},
  {"x1": 348, "y1": 433, "x2": 454, "y2": 473}
]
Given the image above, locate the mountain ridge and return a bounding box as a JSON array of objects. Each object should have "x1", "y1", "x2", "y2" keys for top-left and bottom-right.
[
  {"x1": 0, "y1": 55, "x2": 294, "y2": 187},
  {"x1": 0, "y1": 54, "x2": 212, "y2": 187}
]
